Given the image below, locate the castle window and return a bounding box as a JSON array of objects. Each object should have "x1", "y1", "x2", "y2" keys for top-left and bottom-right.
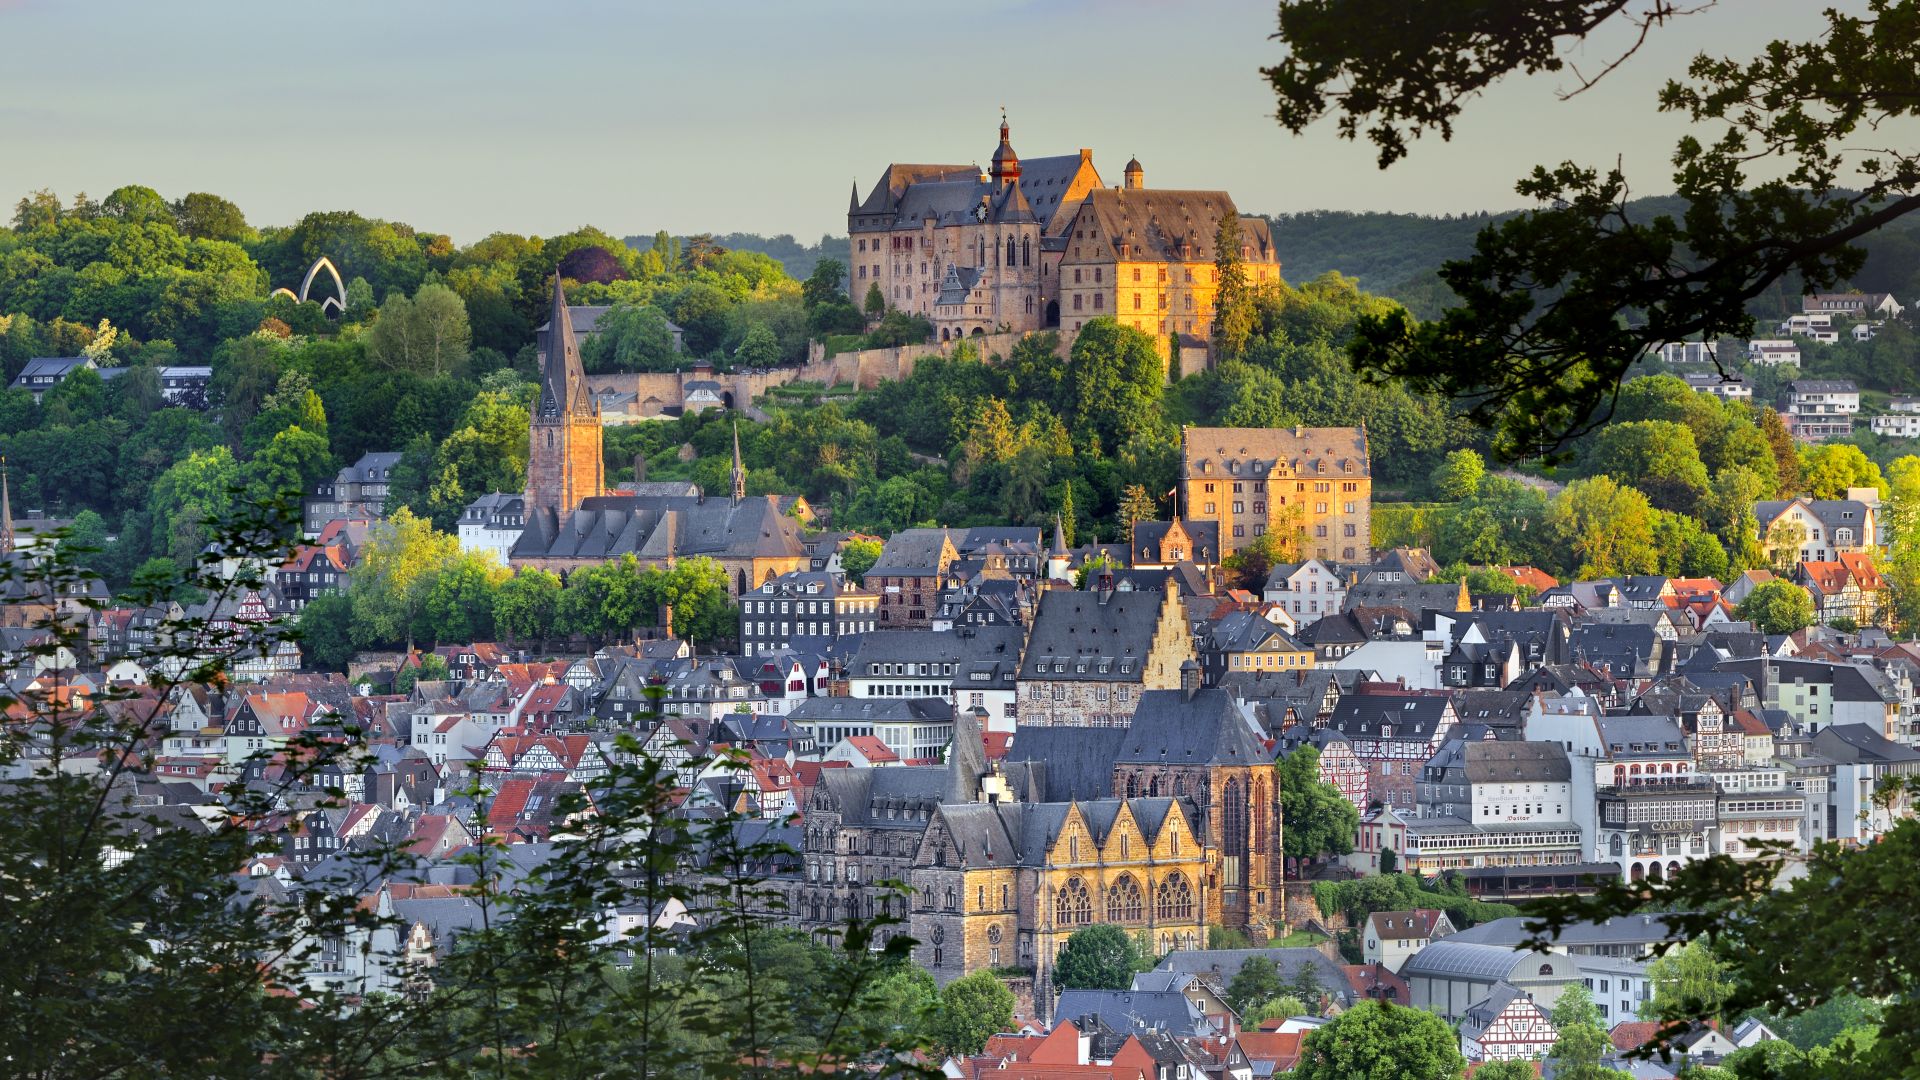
[
  {"x1": 1093, "y1": 294, "x2": 1103, "y2": 310},
  {"x1": 1075, "y1": 269, "x2": 1082, "y2": 284},
  {"x1": 1108, "y1": 876, "x2": 1144, "y2": 922},
  {"x1": 1007, "y1": 237, "x2": 1017, "y2": 265},
  {"x1": 1023, "y1": 237, "x2": 1031, "y2": 266},
  {"x1": 1134, "y1": 293, "x2": 1143, "y2": 311},
  {"x1": 1094, "y1": 268, "x2": 1102, "y2": 283},
  {"x1": 1133, "y1": 268, "x2": 1142, "y2": 283}
]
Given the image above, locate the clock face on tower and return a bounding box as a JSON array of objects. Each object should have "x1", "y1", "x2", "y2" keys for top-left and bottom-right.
[{"x1": 974, "y1": 204, "x2": 990, "y2": 223}]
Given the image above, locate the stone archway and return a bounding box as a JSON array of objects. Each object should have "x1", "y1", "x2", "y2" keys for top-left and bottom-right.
[{"x1": 1045, "y1": 300, "x2": 1060, "y2": 327}]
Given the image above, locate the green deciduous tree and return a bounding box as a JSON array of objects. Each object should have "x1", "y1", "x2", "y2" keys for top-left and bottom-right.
[
  {"x1": 1547, "y1": 476, "x2": 1657, "y2": 579},
  {"x1": 1471, "y1": 1060, "x2": 1539, "y2": 1080},
  {"x1": 928, "y1": 970, "x2": 1014, "y2": 1058},
  {"x1": 839, "y1": 537, "x2": 883, "y2": 586},
  {"x1": 1736, "y1": 579, "x2": 1816, "y2": 635},
  {"x1": 495, "y1": 566, "x2": 563, "y2": 644},
  {"x1": 1550, "y1": 983, "x2": 1626, "y2": 1080},
  {"x1": 1587, "y1": 420, "x2": 1710, "y2": 516},
  {"x1": 147, "y1": 446, "x2": 239, "y2": 564},
  {"x1": 369, "y1": 283, "x2": 471, "y2": 376},
  {"x1": 581, "y1": 303, "x2": 679, "y2": 373},
  {"x1": 1431, "y1": 448, "x2": 1484, "y2": 500},
  {"x1": 296, "y1": 591, "x2": 357, "y2": 672},
  {"x1": 1642, "y1": 940, "x2": 1736, "y2": 1025},
  {"x1": 348, "y1": 506, "x2": 462, "y2": 653},
  {"x1": 1280, "y1": 745, "x2": 1359, "y2": 862},
  {"x1": 1294, "y1": 1000, "x2": 1466, "y2": 1080},
  {"x1": 1054, "y1": 924, "x2": 1151, "y2": 990},
  {"x1": 1800, "y1": 442, "x2": 1888, "y2": 501},
  {"x1": 1064, "y1": 318, "x2": 1163, "y2": 455},
  {"x1": 1228, "y1": 956, "x2": 1287, "y2": 1017}
]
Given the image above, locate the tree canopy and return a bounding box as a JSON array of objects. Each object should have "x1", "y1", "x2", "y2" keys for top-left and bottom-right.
[{"x1": 1267, "y1": 1, "x2": 1920, "y2": 457}]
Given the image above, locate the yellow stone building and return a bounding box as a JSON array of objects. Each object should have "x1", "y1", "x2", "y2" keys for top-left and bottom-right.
[
  {"x1": 1055, "y1": 182, "x2": 1280, "y2": 338},
  {"x1": 1180, "y1": 425, "x2": 1373, "y2": 564},
  {"x1": 911, "y1": 797, "x2": 1212, "y2": 984}
]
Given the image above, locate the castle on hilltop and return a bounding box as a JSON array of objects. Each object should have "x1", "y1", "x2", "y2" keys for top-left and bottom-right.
[{"x1": 848, "y1": 116, "x2": 1281, "y2": 345}]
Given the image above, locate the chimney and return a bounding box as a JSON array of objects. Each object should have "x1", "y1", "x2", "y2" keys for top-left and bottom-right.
[{"x1": 1181, "y1": 659, "x2": 1200, "y2": 699}]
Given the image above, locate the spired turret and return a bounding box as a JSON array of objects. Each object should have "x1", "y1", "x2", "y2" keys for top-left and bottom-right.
[{"x1": 990, "y1": 112, "x2": 1021, "y2": 186}]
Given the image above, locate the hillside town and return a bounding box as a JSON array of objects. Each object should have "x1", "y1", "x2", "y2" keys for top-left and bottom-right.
[
  {"x1": 8, "y1": 4, "x2": 1920, "y2": 1071},
  {"x1": 5, "y1": 259, "x2": 1915, "y2": 1073}
]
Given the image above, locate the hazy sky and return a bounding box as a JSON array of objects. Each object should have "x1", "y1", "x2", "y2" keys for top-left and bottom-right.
[{"x1": 0, "y1": 0, "x2": 1862, "y2": 244}]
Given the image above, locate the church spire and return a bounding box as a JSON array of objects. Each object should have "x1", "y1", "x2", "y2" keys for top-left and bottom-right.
[
  {"x1": 1051, "y1": 513, "x2": 1067, "y2": 557},
  {"x1": 849, "y1": 180, "x2": 860, "y2": 216},
  {"x1": 541, "y1": 273, "x2": 590, "y2": 418},
  {"x1": 0, "y1": 456, "x2": 12, "y2": 556},
  {"x1": 730, "y1": 421, "x2": 746, "y2": 501}
]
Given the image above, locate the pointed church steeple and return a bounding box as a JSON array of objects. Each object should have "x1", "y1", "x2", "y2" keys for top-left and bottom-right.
[
  {"x1": 0, "y1": 456, "x2": 12, "y2": 556},
  {"x1": 525, "y1": 272, "x2": 606, "y2": 523},
  {"x1": 730, "y1": 421, "x2": 746, "y2": 501},
  {"x1": 849, "y1": 180, "x2": 861, "y2": 216},
  {"x1": 1051, "y1": 514, "x2": 1067, "y2": 557},
  {"x1": 541, "y1": 274, "x2": 590, "y2": 419},
  {"x1": 990, "y1": 108, "x2": 1020, "y2": 186}
]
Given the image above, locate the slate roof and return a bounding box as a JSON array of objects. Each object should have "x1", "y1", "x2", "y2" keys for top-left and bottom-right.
[
  {"x1": 1754, "y1": 498, "x2": 1874, "y2": 535},
  {"x1": 511, "y1": 492, "x2": 805, "y2": 562},
  {"x1": 1117, "y1": 689, "x2": 1267, "y2": 766},
  {"x1": 1183, "y1": 426, "x2": 1369, "y2": 481},
  {"x1": 1152, "y1": 948, "x2": 1352, "y2": 1005},
  {"x1": 1019, "y1": 589, "x2": 1175, "y2": 681},
  {"x1": 1074, "y1": 188, "x2": 1274, "y2": 265},
  {"x1": 847, "y1": 626, "x2": 1023, "y2": 675},
  {"x1": 1327, "y1": 694, "x2": 1454, "y2": 741},
  {"x1": 1445, "y1": 914, "x2": 1683, "y2": 952},
  {"x1": 1132, "y1": 519, "x2": 1222, "y2": 564},
  {"x1": 1053, "y1": 988, "x2": 1218, "y2": 1039},
  {"x1": 1345, "y1": 581, "x2": 1464, "y2": 613},
  {"x1": 1459, "y1": 740, "x2": 1571, "y2": 784},
  {"x1": 1001, "y1": 725, "x2": 1129, "y2": 802},
  {"x1": 1811, "y1": 722, "x2": 1920, "y2": 764},
  {"x1": 869, "y1": 527, "x2": 958, "y2": 577},
  {"x1": 811, "y1": 765, "x2": 948, "y2": 828}
]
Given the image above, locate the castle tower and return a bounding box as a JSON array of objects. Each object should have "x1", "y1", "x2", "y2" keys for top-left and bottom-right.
[
  {"x1": 1124, "y1": 156, "x2": 1144, "y2": 190},
  {"x1": 525, "y1": 276, "x2": 604, "y2": 522},
  {"x1": 730, "y1": 420, "x2": 746, "y2": 501},
  {"x1": 990, "y1": 111, "x2": 1020, "y2": 186}
]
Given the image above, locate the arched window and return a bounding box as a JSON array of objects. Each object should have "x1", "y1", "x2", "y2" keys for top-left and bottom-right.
[
  {"x1": 1222, "y1": 776, "x2": 1247, "y2": 857},
  {"x1": 1022, "y1": 237, "x2": 1032, "y2": 266},
  {"x1": 1107, "y1": 875, "x2": 1144, "y2": 922},
  {"x1": 1007, "y1": 237, "x2": 1017, "y2": 265},
  {"x1": 1057, "y1": 877, "x2": 1093, "y2": 926},
  {"x1": 1538, "y1": 963, "x2": 1554, "y2": 976},
  {"x1": 1156, "y1": 872, "x2": 1194, "y2": 921}
]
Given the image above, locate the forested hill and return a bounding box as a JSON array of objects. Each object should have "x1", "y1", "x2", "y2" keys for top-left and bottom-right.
[
  {"x1": 625, "y1": 232, "x2": 849, "y2": 282},
  {"x1": 1259, "y1": 196, "x2": 1920, "y2": 321}
]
